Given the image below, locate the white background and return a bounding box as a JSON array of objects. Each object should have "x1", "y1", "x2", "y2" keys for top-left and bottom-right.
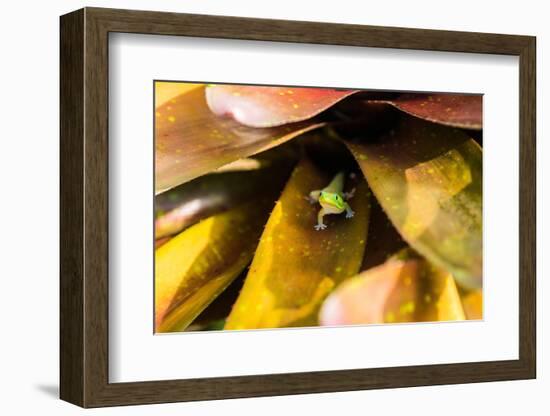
[
  {"x1": 110, "y1": 34, "x2": 519, "y2": 382},
  {"x1": 0, "y1": 0, "x2": 547, "y2": 415}
]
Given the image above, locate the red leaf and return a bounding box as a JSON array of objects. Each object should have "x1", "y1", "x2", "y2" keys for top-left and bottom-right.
[
  {"x1": 377, "y1": 94, "x2": 482, "y2": 130},
  {"x1": 206, "y1": 84, "x2": 357, "y2": 127}
]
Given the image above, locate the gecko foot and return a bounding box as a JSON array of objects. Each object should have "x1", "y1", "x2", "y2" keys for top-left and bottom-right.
[
  {"x1": 314, "y1": 223, "x2": 327, "y2": 231},
  {"x1": 346, "y1": 210, "x2": 355, "y2": 219},
  {"x1": 304, "y1": 195, "x2": 317, "y2": 205},
  {"x1": 344, "y1": 187, "x2": 356, "y2": 200}
]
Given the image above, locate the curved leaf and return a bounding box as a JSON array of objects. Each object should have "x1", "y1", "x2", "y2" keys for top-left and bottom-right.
[
  {"x1": 185, "y1": 272, "x2": 246, "y2": 331},
  {"x1": 345, "y1": 115, "x2": 482, "y2": 289},
  {"x1": 224, "y1": 158, "x2": 370, "y2": 330},
  {"x1": 206, "y1": 84, "x2": 356, "y2": 127},
  {"x1": 155, "y1": 195, "x2": 278, "y2": 333},
  {"x1": 377, "y1": 93, "x2": 482, "y2": 130},
  {"x1": 319, "y1": 251, "x2": 466, "y2": 326},
  {"x1": 155, "y1": 86, "x2": 322, "y2": 194},
  {"x1": 155, "y1": 146, "x2": 296, "y2": 239},
  {"x1": 155, "y1": 236, "x2": 171, "y2": 249}
]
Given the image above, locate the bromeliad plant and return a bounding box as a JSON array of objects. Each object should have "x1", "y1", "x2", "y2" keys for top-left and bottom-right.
[{"x1": 154, "y1": 82, "x2": 482, "y2": 333}]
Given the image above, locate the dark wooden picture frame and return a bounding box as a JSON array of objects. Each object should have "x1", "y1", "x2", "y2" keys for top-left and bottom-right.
[{"x1": 60, "y1": 7, "x2": 536, "y2": 408}]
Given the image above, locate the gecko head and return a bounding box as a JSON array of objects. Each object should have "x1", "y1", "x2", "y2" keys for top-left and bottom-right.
[{"x1": 319, "y1": 191, "x2": 345, "y2": 213}]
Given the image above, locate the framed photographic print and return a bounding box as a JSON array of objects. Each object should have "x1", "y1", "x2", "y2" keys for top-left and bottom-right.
[{"x1": 60, "y1": 7, "x2": 536, "y2": 408}]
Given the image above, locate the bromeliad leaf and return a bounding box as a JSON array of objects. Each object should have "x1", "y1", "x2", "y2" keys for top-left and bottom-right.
[
  {"x1": 460, "y1": 289, "x2": 483, "y2": 320},
  {"x1": 155, "y1": 194, "x2": 280, "y2": 333},
  {"x1": 155, "y1": 146, "x2": 297, "y2": 239},
  {"x1": 206, "y1": 84, "x2": 357, "y2": 128},
  {"x1": 360, "y1": 196, "x2": 407, "y2": 271},
  {"x1": 155, "y1": 81, "x2": 203, "y2": 108},
  {"x1": 224, "y1": 158, "x2": 370, "y2": 330},
  {"x1": 319, "y1": 250, "x2": 465, "y2": 326},
  {"x1": 155, "y1": 86, "x2": 322, "y2": 194},
  {"x1": 345, "y1": 114, "x2": 482, "y2": 289},
  {"x1": 155, "y1": 236, "x2": 171, "y2": 249},
  {"x1": 377, "y1": 93, "x2": 482, "y2": 130}
]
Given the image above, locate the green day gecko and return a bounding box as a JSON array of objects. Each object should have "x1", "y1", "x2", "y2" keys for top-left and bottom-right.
[{"x1": 307, "y1": 172, "x2": 355, "y2": 230}]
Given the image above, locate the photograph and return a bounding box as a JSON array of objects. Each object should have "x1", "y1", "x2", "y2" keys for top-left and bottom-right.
[
  {"x1": 154, "y1": 82, "x2": 483, "y2": 333},
  {"x1": 53, "y1": 4, "x2": 538, "y2": 409}
]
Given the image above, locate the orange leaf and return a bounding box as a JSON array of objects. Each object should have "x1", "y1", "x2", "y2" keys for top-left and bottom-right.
[{"x1": 320, "y1": 251, "x2": 466, "y2": 326}]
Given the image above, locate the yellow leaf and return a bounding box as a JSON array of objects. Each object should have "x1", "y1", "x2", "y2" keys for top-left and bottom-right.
[
  {"x1": 461, "y1": 289, "x2": 483, "y2": 320},
  {"x1": 225, "y1": 158, "x2": 370, "y2": 330},
  {"x1": 345, "y1": 115, "x2": 482, "y2": 289},
  {"x1": 155, "y1": 195, "x2": 276, "y2": 332},
  {"x1": 155, "y1": 81, "x2": 203, "y2": 108}
]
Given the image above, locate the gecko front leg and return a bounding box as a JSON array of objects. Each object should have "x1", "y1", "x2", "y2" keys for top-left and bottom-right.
[
  {"x1": 344, "y1": 202, "x2": 355, "y2": 219},
  {"x1": 343, "y1": 187, "x2": 356, "y2": 200},
  {"x1": 314, "y1": 208, "x2": 328, "y2": 230}
]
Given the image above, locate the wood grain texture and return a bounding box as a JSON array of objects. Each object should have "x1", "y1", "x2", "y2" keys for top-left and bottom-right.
[
  {"x1": 59, "y1": 9, "x2": 84, "y2": 406},
  {"x1": 518, "y1": 38, "x2": 537, "y2": 377},
  {"x1": 59, "y1": 7, "x2": 537, "y2": 408}
]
